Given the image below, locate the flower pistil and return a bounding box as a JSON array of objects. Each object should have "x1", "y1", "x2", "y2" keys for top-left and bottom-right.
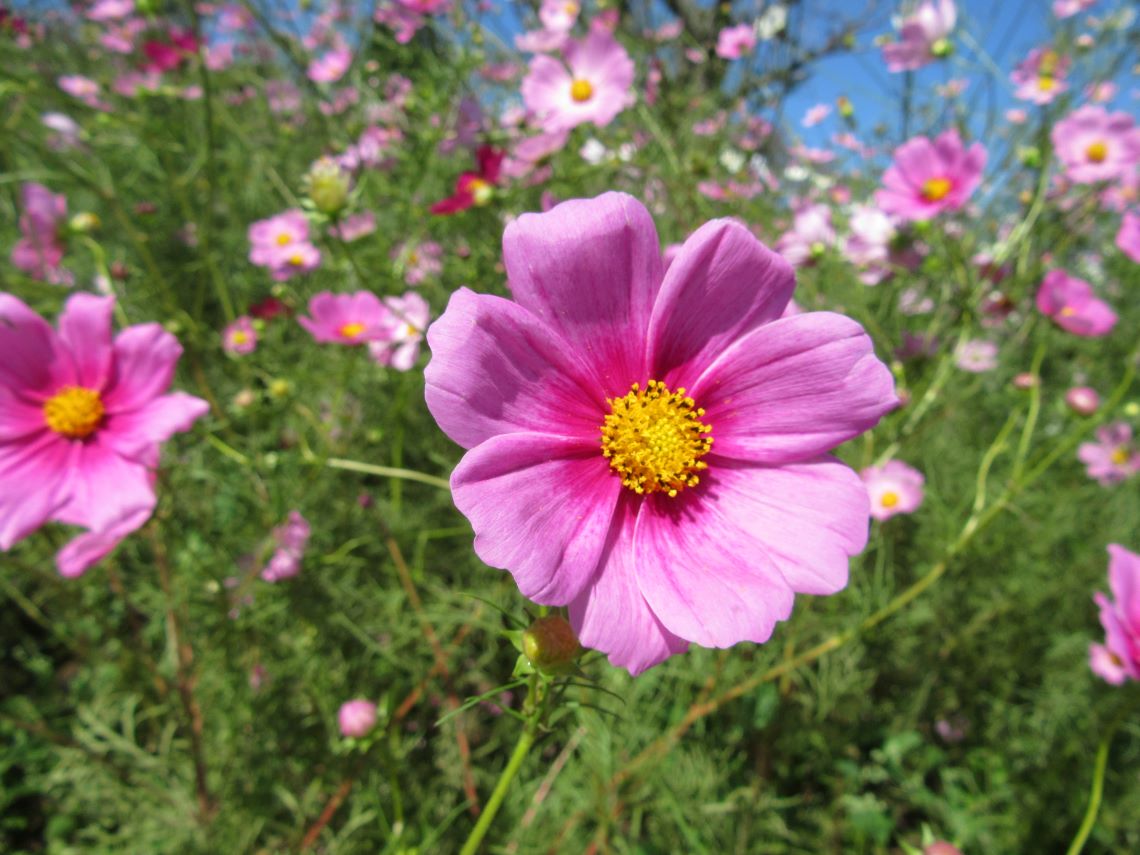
[{"x1": 43, "y1": 386, "x2": 104, "y2": 439}]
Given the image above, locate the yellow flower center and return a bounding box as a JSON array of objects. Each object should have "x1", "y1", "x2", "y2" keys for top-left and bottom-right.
[
  {"x1": 1086, "y1": 140, "x2": 1108, "y2": 163},
  {"x1": 570, "y1": 78, "x2": 594, "y2": 103},
  {"x1": 1037, "y1": 75, "x2": 1056, "y2": 91},
  {"x1": 289, "y1": 253, "x2": 304, "y2": 266},
  {"x1": 1111, "y1": 447, "x2": 1130, "y2": 465},
  {"x1": 563, "y1": 2, "x2": 579, "y2": 14},
  {"x1": 921, "y1": 177, "x2": 953, "y2": 202},
  {"x1": 880, "y1": 490, "x2": 900, "y2": 508},
  {"x1": 469, "y1": 178, "x2": 494, "y2": 206},
  {"x1": 600, "y1": 380, "x2": 713, "y2": 497},
  {"x1": 231, "y1": 330, "x2": 249, "y2": 345},
  {"x1": 339, "y1": 322, "x2": 366, "y2": 339},
  {"x1": 1059, "y1": 306, "x2": 1077, "y2": 317},
  {"x1": 43, "y1": 386, "x2": 105, "y2": 439},
  {"x1": 276, "y1": 232, "x2": 292, "y2": 246}
]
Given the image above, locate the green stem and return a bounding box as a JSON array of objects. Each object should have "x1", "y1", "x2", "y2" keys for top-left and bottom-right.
[
  {"x1": 1064, "y1": 716, "x2": 1124, "y2": 855},
  {"x1": 459, "y1": 676, "x2": 542, "y2": 855},
  {"x1": 323, "y1": 457, "x2": 451, "y2": 491}
]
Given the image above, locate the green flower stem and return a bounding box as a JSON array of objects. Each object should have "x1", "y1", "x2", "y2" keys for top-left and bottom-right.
[
  {"x1": 459, "y1": 674, "x2": 543, "y2": 855},
  {"x1": 323, "y1": 457, "x2": 451, "y2": 491},
  {"x1": 1065, "y1": 712, "x2": 1128, "y2": 855}
]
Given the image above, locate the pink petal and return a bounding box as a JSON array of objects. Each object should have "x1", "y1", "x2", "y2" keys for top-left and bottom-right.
[
  {"x1": 57, "y1": 293, "x2": 115, "y2": 390},
  {"x1": 102, "y1": 323, "x2": 184, "y2": 412},
  {"x1": 0, "y1": 387, "x2": 48, "y2": 442},
  {"x1": 56, "y1": 504, "x2": 153, "y2": 578},
  {"x1": 0, "y1": 293, "x2": 66, "y2": 395},
  {"x1": 1108, "y1": 544, "x2": 1140, "y2": 632},
  {"x1": 689, "y1": 312, "x2": 897, "y2": 464},
  {"x1": 450, "y1": 432, "x2": 620, "y2": 605},
  {"x1": 647, "y1": 219, "x2": 795, "y2": 386},
  {"x1": 424, "y1": 288, "x2": 604, "y2": 449},
  {"x1": 102, "y1": 392, "x2": 210, "y2": 462},
  {"x1": 569, "y1": 493, "x2": 688, "y2": 674},
  {"x1": 502, "y1": 192, "x2": 663, "y2": 398},
  {"x1": 634, "y1": 457, "x2": 868, "y2": 647},
  {"x1": 0, "y1": 432, "x2": 73, "y2": 550},
  {"x1": 53, "y1": 438, "x2": 156, "y2": 535}
]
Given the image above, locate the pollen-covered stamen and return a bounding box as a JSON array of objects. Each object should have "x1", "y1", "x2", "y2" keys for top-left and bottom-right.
[
  {"x1": 1085, "y1": 140, "x2": 1108, "y2": 163},
  {"x1": 1111, "y1": 446, "x2": 1130, "y2": 465},
  {"x1": 339, "y1": 322, "x2": 366, "y2": 339},
  {"x1": 880, "y1": 491, "x2": 900, "y2": 508},
  {"x1": 570, "y1": 78, "x2": 594, "y2": 103},
  {"x1": 43, "y1": 386, "x2": 105, "y2": 439},
  {"x1": 600, "y1": 380, "x2": 713, "y2": 497},
  {"x1": 921, "y1": 176, "x2": 953, "y2": 202}
]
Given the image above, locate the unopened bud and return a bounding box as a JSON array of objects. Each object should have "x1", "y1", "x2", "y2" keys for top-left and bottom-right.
[
  {"x1": 1065, "y1": 386, "x2": 1100, "y2": 415},
  {"x1": 1017, "y1": 145, "x2": 1041, "y2": 168},
  {"x1": 304, "y1": 157, "x2": 352, "y2": 216},
  {"x1": 522, "y1": 616, "x2": 580, "y2": 673},
  {"x1": 69, "y1": 211, "x2": 100, "y2": 233},
  {"x1": 930, "y1": 38, "x2": 954, "y2": 59},
  {"x1": 924, "y1": 843, "x2": 962, "y2": 855},
  {"x1": 1013, "y1": 372, "x2": 1038, "y2": 390}
]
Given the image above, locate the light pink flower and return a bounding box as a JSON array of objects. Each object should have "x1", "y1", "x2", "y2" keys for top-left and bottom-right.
[
  {"x1": 1010, "y1": 47, "x2": 1070, "y2": 105},
  {"x1": 308, "y1": 46, "x2": 352, "y2": 83},
  {"x1": 954, "y1": 339, "x2": 998, "y2": 373},
  {"x1": 521, "y1": 29, "x2": 635, "y2": 133},
  {"x1": 881, "y1": 0, "x2": 956, "y2": 72},
  {"x1": 424, "y1": 193, "x2": 897, "y2": 674},
  {"x1": 1054, "y1": 0, "x2": 1096, "y2": 18},
  {"x1": 87, "y1": 0, "x2": 135, "y2": 21},
  {"x1": 843, "y1": 205, "x2": 896, "y2": 284},
  {"x1": 260, "y1": 511, "x2": 310, "y2": 582},
  {"x1": 298, "y1": 292, "x2": 394, "y2": 345},
  {"x1": 1035, "y1": 269, "x2": 1117, "y2": 337},
  {"x1": 1065, "y1": 386, "x2": 1100, "y2": 415},
  {"x1": 393, "y1": 241, "x2": 443, "y2": 285},
  {"x1": 1089, "y1": 544, "x2": 1140, "y2": 685},
  {"x1": 876, "y1": 130, "x2": 985, "y2": 222},
  {"x1": 540, "y1": 0, "x2": 580, "y2": 33},
  {"x1": 58, "y1": 75, "x2": 100, "y2": 101},
  {"x1": 1116, "y1": 211, "x2": 1140, "y2": 263},
  {"x1": 1051, "y1": 106, "x2": 1140, "y2": 185},
  {"x1": 861, "y1": 461, "x2": 924, "y2": 521},
  {"x1": 716, "y1": 23, "x2": 756, "y2": 60},
  {"x1": 801, "y1": 103, "x2": 831, "y2": 128},
  {"x1": 776, "y1": 204, "x2": 836, "y2": 268},
  {"x1": 10, "y1": 182, "x2": 71, "y2": 285},
  {"x1": 223, "y1": 316, "x2": 257, "y2": 356},
  {"x1": 369, "y1": 292, "x2": 430, "y2": 371},
  {"x1": 248, "y1": 209, "x2": 322, "y2": 281},
  {"x1": 1078, "y1": 423, "x2": 1140, "y2": 486},
  {"x1": 338, "y1": 699, "x2": 378, "y2": 737},
  {"x1": 330, "y1": 211, "x2": 377, "y2": 242},
  {"x1": 0, "y1": 293, "x2": 209, "y2": 577}
]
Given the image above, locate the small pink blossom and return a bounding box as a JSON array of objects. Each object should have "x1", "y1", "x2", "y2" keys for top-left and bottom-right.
[
  {"x1": 10, "y1": 182, "x2": 71, "y2": 285},
  {"x1": 801, "y1": 103, "x2": 831, "y2": 128},
  {"x1": 223, "y1": 316, "x2": 257, "y2": 356},
  {"x1": 1078, "y1": 423, "x2": 1140, "y2": 486},
  {"x1": 881, "y1": 0, "x2": 956, "y2": 72},
  {"x1": 1054, "y1": 0, "x2": 1096, "y2": 18},
  {"x1": 338, "y1": 699, "x2": 378, "y2": 737},
  {"x1": 1035, "y1": 270, "x2": 1117, "y2": 337},
  {"x1": 954, "y1": 339, "x2": 998, "y2": 373},
  {"x1": 716, "y1": 23, "x2": 756, "y2": 60},
  {"x1": 308, "y1": 46, "x2": 352, "y2": 83},
  {"x1": 248, "y1": 210, "x2": 322, "y2": 281},
  {"x1": 861, "y1": 461, "x2": 924, "y2": 521},
  {"x1": 330, "y1": 211, "x2": 377, "y2": 242},
  {"x1": 843, "y1": 205, "x2": 896, "y2": 284},
  {"x1": 540, "y1": 0, "x2": 579, "y2": 33},
  {"x1": 298, "y1": 292, "x2": 394, "y2": 345},
  {"x1": 369, "y1": 292, "x2": 430, "y2": 371},
  {"x1": 1090, "y1": 544, "x2": 1140, "y2": 684},
  {"x1": 876, "y1": 129, "x2": 985, "y2": 222},
  {"x1": 260, "y1": 511, "x2": 310, "y2": 582},
  {"x1": 1011, "y1": 47, "x2": 1070, "y2": 105},
  {"x1": 1051, "y1": 106, "x2": 1140, "y2": 184},
  {"x1": 1065, "y1": 386, "x2": 1100, "y2": 415},
  {"x1": 776, "y1": 204, "x2": 835, "y2": 268},
  {"x1": 1115, "y1": 211, "x2": 1140, "y2": 263},
  {"x1": 393, "y1": 241, "x2": 443, "y2": 285},
  {"x1": 521, "y1": 29, "x2": 635, "y2": 133}
]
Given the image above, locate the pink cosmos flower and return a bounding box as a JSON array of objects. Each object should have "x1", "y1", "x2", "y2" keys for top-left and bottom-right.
[
  {"x1": 87, "y1": 0, "x2": 135, "y2": 21},
  {"x1": 0, "y1": 293, "x2": 209, "y2": 577},
  {"x1": 369, "y1": 292, "x2": 430, "y2": 371},
  {"x1": 1054, "y1": 0, "x2": 1096, "y2": 18},
  {"x1": 247, "y1": 209, "x2": 322, "y2": 281},
  {"x1": 1051, "y1": 106, "x2": 1140, "y2": 184},
  {"x1": 844, "y1": 205, "x2": 897, "y2": 285},
  {"x1": 329, "y1": 211, "x2": 377, "y2": 242},
  {"x1": 393, "y1": 240, "x2": 443, "y2": 285},
  {"x1": 338, "y1": 699, "x2": 378, "y2": 737},
  {"x1": 540, "y1": 0, "x2": 580, "y2": 33},
  {"x1": 1090, "y1": 544, "x2": 1140, "y2": 685},
  {"x1": 431, "y1": 145, "x2": 504, "y2": 215},
  {"x1": 954, "y1": 339, "x2": 998, "y2": 373},
  {"x1": 876, "y1": 130, "x2": 985, "y2": 222},
  {"x1": 298, "y1": 291, "x2": 393, "y2": 345},
  {"x1": 801, "y1": 103, "x2": 831, "y2": 128},
  {"x1": 1035, "y1": 269, "x2": 1117, "y2": 337},
  {"x1": 1078, "y1": 423, "x2": 1140, "y2": 486},
  {"x1": 308, "y1": 46, "x2": 352, "y2": 83},
  {"x1": 1065, "y1": 386, "x2": 1100, "y2": 416},
  {"x1": 223, "y1": 316, "x2": 257, "y2": 356},
  {"x1": 881, "y1": 0, "x2": 956, "y2": 73},
  {"x1": 776, "y1": 204, "x2": 836, "y2": 268},
  {"x1": 716, "y1": 23, "x2": 756, "y2": 60},
  {"x1": 1010, "y1": 47, "x2": 1069, "y2": 105},
  {"x1": 1116, "y1": 211, "x2": 1140, "y2": 263},
  {"x1": 860, "y1": 461, "x2": 924, "y2": 521},
  {"x1": 10, "y1": 182, "x2": 71, "y2": 285},
  {"x1": 260, "y1": 510, "x2": 311, "y2": 582},
  {"x1": 521, "y1": 29, "x2": 635, "y2": 134},
  {"x1": 424, "y1": 193, "x2": 897, "y2": 674}
]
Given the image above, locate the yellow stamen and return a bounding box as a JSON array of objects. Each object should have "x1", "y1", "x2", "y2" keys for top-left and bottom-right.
[
  {"x1": 600, "y1": 380, "x2": 713, "y2": 497},
  {"x1": 1037, "y1": 75, "x2": 1056, "y2": 92},
  {"x1": 339, "y1": 322, "x2": 366, "y2": 339},
  {"x1": 1111, "y1": 447, "x2": 1130, "y2": 465},
  {"x1": 231, "y1": 330, "x2": 249, "y2": 345},
  {"x1": 43, "y1": 386, "x2": 104, "y2": 439},
  {"x1": 1086, "y1": 140, "x2": 1108, "y2": 163},
  {"x1": 880, "y1": 491, "x2": 900, "y2": 509},
  {"x1": 1059, "y1": 306, "x2": 1077, "y2": 317},
  {"x1": 468, "y1": 178, "x2": 493, "y2": 206},
  {"x1": 276, "y1": 233, "x2": 292, "y2": 246},
  {"x1": 570, "y1": 78, "x2": 594, "y2": 103},
  {"x1": 921, "y1": 177, "x2": 953, "y2": 202},
  {"x1": 289, "y1": 253, "x2": 304, "y2": 266}
]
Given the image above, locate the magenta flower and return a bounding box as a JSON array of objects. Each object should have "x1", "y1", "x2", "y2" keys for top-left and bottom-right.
[
  {"x1": 716, "y1": 23, "x2": 757, "y2": 60},
  {"x1": 881, "y1": 0, "x2": 956, "y2": 73},
  {"x1": 369, "y1": 292, "x2": 430, "y2": 372},
  {"x1": 10, "y1": 182, "x2": 71, "y2": 285},
  {"x1": 1090, "y1": 544, "x2": 1140, "y2": 685},
  {"x1": 1051, "y1": 106, "x2": 1140, "y2": 185},
  {"x1": 260, "y1": 510, "x2": 311, "y2": 582},
  {"x1": 521, "y1": 29, "x2": 635, "y2": 134},
  {"x1": 1035, "y1": 269, "x2": 1117, "y2": 337},
  {"x1": 1065, "y1": 386, "x2": 1100, "y2": 416},
  {"x1": 338, "y1": 699, "x2": 378, "y2": 737},
  {"x1": 1116, "y1": 211, "x2": 1140, "y2": 263},
  {"x1": 1078, "y1": 423, "x2": 1140, "y2": 486},
  {"x1": 298, "y1": 291, "x2": 393, "y2": 345},
  {"x1": 861, "y1": 461, "x2": 925, "y2": 521},
  {"x1": 539, "y1": 0, "x2": 579, "y2": 33},
  {"x1": 308, "y1": 46, "x2": 352, "y2": 83},
  {"x1": 248, "y1": 209, "x2": 322, "y2": 281},
  {"x1": 1010, "y1": 47, "x2": 1069, "y2": 105},
  {"x1": 0, "y1": 293, "x2": 209, "y2": 577},
  {"x1": 876, "y1": 130, "x2": 985, "y2": 222},
  {"x1": 223, "y1": 316, "x2": 258, "y2": 356},
  {"x1": 424, "y1": 193, "x2": 897, "y2": 674}
]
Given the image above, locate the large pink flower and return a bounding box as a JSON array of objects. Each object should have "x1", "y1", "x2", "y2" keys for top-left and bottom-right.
[
  {"x1": 875, "y1": 129, "x2": 986, "y2": 222},
  {"x1": 424, "y1": 193, "x2": 897, "y2": 674},
  {"x1": 298, "y1": 291, "x2": 394, "y2": 345},
  {"x1": 1051, "y1": 106, "x2": 1140, "y2": 185},
  {"x1": 1090, "y1": 544, "x2": 1140, "y2": 685},
  {"x1": 0, "y1": 293, "x2": 209, "y2": 577},
  {"x1": 1035, "y1": 269, "x2": 1117, "y2": 337},
  {"x1": 521, "y1": 29, "x2": 635, "y2": 133}
]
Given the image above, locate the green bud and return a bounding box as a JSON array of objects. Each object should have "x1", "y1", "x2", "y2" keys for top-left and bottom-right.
[
  {"x1": 1017, "y1": 145, "x2": 1041, "y2": 168},
  {"x1": 930, "y1": 38, "x2": 954, "y2": 59},
  {"x1": 304, "y1": 157, "x2": 352, "y2": 216},
  {"x1": 522, "y1": 616, "x2": 580, "y2": 674},
  {"x1": 68, "y1": 212, "x2": 100, "y2": 234}
]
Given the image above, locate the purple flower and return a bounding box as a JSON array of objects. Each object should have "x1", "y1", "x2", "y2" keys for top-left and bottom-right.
[
  {"x1": 1089, "y1": 544, "x2": 1140, "y2": 685},
  {"x1": 338, "y1": 699, "x2": 378, "y2": 737},
  {"x1": 260, "y1": 511, "x2": 311, "y2": 583},
  {"x1": 861, "y1": 461, "x2": 925, "y2": 521},
  {"x1": 1035, "y1": 270, "x2": 1117, "y2": 337},
  {"x1": 424, "y1": 193, "x2": 897, "y2": 674},
  {"x1": 1078, "y1": 423, "x2": 1140, "y2": 486}
]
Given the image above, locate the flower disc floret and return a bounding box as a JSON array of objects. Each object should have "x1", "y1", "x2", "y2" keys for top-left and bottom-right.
[
  {"x1": 43, "y1": 386, "x2": 104, "y2": 438},
  {"x1": 921, "y1": 177, "x2": 952, "y2": 201},
  {"x1": 601, "y1": 380, "x2": 712, "y2": 497},
  {"x1": 570, "y1": 78, "x2": 593, "y2": 102}
]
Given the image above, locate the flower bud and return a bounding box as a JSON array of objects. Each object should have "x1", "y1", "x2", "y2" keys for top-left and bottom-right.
[
  {"x1": 1012, "y1": 372, "x2": 1038, "y2": 390},
  {"x1": 338, "y1": 699, "x2": 378, "y2": 738},
  {"x1": 522, "y1": 616, "x2": 580, "y2": 673},
  {"x1": 1017, "y1": 145, "x2": 1041, "y2": 168},
  {"x1": 304, "y1": 156, "x2": 352, "y2": 216},
  {"x1": 69, "y1": 211, "x2": 100, "y2": 233},
  {"x1": 930, "y1": 38, "x2": 954, "y2": 58},
  {"x1": 1066, "y1": 386, "x2": 1100, "y2": 415},
  {"x1": 924, "y1": 843, "x2": 962, "y2": 855},
  {"x1": 836, "y1": 96, "x2": 854, "y2": 118}
]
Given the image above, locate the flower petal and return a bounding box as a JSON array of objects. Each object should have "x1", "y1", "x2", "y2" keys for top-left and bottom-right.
[
  {"x1": 502, "y1": 192, "x2": 662, "y2": 397},
  {"x1": 102, "y1": 323, "x2": 185, "y2": 412},
  {"x1": 690, "y1": 312, "x2": 897, "y2": 464},
  {"x1": 0, "y1": 432, "x2": 73, "y2": 550},
  {"x1": 451, "y1": 432, "x2": 620, "y2": 605},
  {"x1": 647, "y1": 218, "x2": 795, "y2": 385},
  {"x1": 56, "y1": 504, "x2": 153, "y2": 578},
  {"x1": 569, "y1": 492, "x2": 688, "y2": 675},
  {"x1": 101, "y1": 392, "x2": 210, "y2": 462},
  {"x1": 53, "y1": 438, "x2": 156, "y2": 536},
  {"x1": 0, "y1": 293, "x2": 67, "y2": 395},
  {"x1": 424, "y1": 288, "x2": 605, "y2": 449},
  {"x1": 58, "y1": 293, "x2": 115, "y2": 390},
  {"x1": 634, "y1": 458, "x2": 868, "y2": 648}
]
